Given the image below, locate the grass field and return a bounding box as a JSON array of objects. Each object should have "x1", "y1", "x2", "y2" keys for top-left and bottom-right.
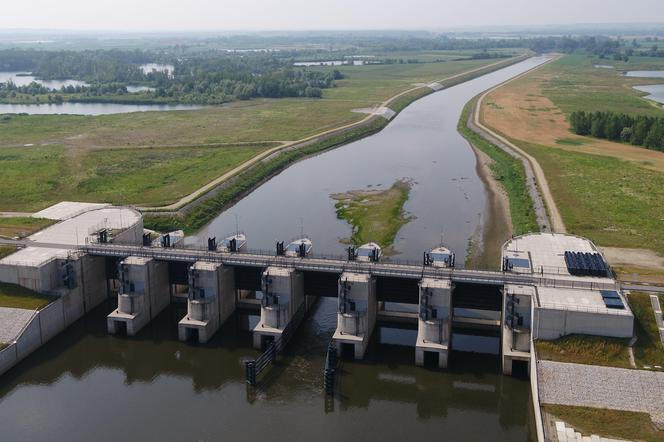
[
  {"x1": 544, "y1": 405, "x2": 664, "y2": 442},
  {"x1": 0, "y1": 217, "x2": 54, "y2": 238},
  {"x1": 0, "y1": 143, "x2": 272, "y2": 210},
  {"x1": 536, "y1": 292, "x2": 664, "y2": 369},
  {"x1": 0, "y1": 245, "x2": 17, "y2": 259},
  {"x1": 630, "y1": 292, "x2": 664, "y2": 368},
  {"x1": 332, "y1": 179, "x2": 413, "y2": 249},
  {"x1": 519, "y1": 142, "x2": 664, "y2": 255},
  {"x1": 0, "y1": 57, "x2": 508, "y2": 212},
  {"x1": 536, "y1": 334, "x2": 632, "y2": 368},
  {"x1": 0, "y1": 282, "x2": 55, "y2": 310}
]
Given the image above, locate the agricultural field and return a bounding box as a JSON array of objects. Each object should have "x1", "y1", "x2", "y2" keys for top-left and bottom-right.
[
  {"x1": 481, "y1": 53, "x2": 664, "y2": 263},
  {"x1": 0, "y1": 57, "x2": 506, "y2": 212}
]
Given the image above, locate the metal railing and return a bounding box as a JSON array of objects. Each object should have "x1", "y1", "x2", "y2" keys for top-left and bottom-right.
[
  {"x1": 245, "y1": 300, "x2": 307, "y2": 386},
  {"x1": 79, "y1": 243, "x2": 621, "y2": 292},
  {"x1": 323, "y1": 341, "x2": 338, "y2": 395}
]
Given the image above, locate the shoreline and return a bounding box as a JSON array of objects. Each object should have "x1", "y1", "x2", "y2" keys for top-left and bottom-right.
[{"x1": 466, "y1": 144, "x2": 513, "y2": 269}]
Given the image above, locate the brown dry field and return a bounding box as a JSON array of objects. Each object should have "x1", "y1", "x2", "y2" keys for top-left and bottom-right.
[{"x1": 481, "y1": 72, "x2": 664, "y2": 174}]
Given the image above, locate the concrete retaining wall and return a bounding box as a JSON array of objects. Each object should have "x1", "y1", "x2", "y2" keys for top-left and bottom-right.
[
  {"x1": 534, "y1": 307, "x2": 633, "y2": 340},
  {"x1": 530, "y1": 348, "x2": 545, "y2": 442}
]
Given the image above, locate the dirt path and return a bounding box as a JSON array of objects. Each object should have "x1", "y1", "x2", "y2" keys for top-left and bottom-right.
[
  {"x1": 138, "y1": 57, "x2": 522, "y2": 213},
  {"x1": 472, "y1": 55, "x2": 567, "y2": 234}
]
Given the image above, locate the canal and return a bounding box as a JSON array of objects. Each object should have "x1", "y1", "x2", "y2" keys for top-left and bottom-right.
[
  {"x1": 0, "y1": 57, "x2": 549, "y2": 441},
  {"x1": 194, "y1": 56, "x2": 550, "y2": 264}
]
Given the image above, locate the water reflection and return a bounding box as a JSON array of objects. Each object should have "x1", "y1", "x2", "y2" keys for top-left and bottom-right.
[{"x1": 0, "y1": 298, "x2": 535, "y2": 441}]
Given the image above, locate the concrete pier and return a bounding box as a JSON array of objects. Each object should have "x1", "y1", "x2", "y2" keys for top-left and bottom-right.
[
  {"x1": 415, "y1": 278, "x2": 452, "y2": 368},
  {"x1": 501, "y1": 284, "x2": 534, "y2": 376},
  {"x1": 253, "y1": 267, "x2": 304, "y2": 349},
  {"x1": 333, "y1": 272, "x2": 376, "y2": 359},
  {"x1": 107, "y1": 257, "x2": 169, "y2": 336},
  {"x1": 178, "y1": 262, "x2": 235, "y2": 343}
]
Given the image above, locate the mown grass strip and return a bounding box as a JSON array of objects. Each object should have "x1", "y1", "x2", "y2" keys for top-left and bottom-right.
[
  {"x1": 0, "y1": 282, "x2": 55, "y2": 310},
  {"x1": 543, "y1": 404, "x2": 664, "y2": 442}
]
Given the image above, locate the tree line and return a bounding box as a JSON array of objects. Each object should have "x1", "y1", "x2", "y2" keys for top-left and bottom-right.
[{"x1": 569, "y1": 110, "x2": 664, "y2": 151}]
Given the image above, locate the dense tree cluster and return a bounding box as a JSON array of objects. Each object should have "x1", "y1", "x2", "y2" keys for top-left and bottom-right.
[
  {"x1": 0, "y1": 49, "x2": 342, "y2": 104},
  {"x1": 570, "y1": 111, "x2": 664, "y2": 151}
]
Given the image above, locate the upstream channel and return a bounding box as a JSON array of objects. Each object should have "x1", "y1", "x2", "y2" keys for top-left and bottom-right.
[{"x1": 0, "y1": 57, "x2": 550, "y2": 441}]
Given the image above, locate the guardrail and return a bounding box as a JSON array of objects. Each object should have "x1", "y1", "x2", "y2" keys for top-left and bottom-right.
[
  {"x1": 78, "y1": 243, "x2": 621, "y2": 292},
  {"x1": 245, "y1": 301, "x2": 307, "y2": 386}
]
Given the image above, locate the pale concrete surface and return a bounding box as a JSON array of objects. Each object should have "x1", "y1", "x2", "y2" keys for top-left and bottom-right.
[
  {"x1": 0, "y1": 307, "x2": 36, "y2": 343},
  {"x1": 538, "y1": 361, "x2": 664, "y2": 426},
  {"x1": 554, "y1": 420, "x2": 631, "y2": 442},
  {"x1": 351, "y1": 106, "x2": 397, "y2": 120},
  {"x1": 32, "y1": 202, "x2": 110, "y2": 221},
  {"x1": 29, "y1": 207, "x2": 142, "y2": 246},
  {"x1": 650, "y1": 295, "x2": 664, "y2": 345}
]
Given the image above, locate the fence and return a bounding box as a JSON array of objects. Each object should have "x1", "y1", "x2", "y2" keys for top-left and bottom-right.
[{"x1": 245, "y1": 300, "x2": 307, "y2": 386}]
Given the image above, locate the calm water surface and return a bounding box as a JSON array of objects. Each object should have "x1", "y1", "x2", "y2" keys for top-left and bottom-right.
[
  {"x1": 194, "y1": 56, "x2": 551, "y2": 264},
  {"x1": 0, "y1": 300, "x2": 536, "y2": 441},
  {"x1": 0, "y1": 71, "x2": 89, "y2": 89},
  {"x1": 624, "y1": 70, "x2": 664, "y2": 78},
  {"x1": 0, "y1": 102, "x2": 204, "y2": 115},
  {"x1": 634, "y1": 84, "x2": 664, "y2": 105}
]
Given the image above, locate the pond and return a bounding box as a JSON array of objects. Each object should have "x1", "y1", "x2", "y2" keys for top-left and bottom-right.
[
  {"x1": 634, "y1": 84, "x2": 664, "y2": 105},
  {"x1": 624, "y1": 70, "x2": 664, "y2": 78},
  {"x1": 0, "y1": 71, "x2": 89, "y2": 89}
]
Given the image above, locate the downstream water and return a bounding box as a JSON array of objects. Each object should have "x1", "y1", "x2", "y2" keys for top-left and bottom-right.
[
  {"x1": 194, "y1": 56, "x2": 550, "y2": 264},
  {"x1": 0, "y1": 57, "x2": 549, "y2": 441},
  {"x1": 0, "y1": 301, "x2": 536, "y2": 442}
]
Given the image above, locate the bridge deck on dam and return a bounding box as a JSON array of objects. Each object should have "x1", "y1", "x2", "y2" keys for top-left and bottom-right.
[{"x1": 80, "y1": 243, "x2": 619, "y2": 292}]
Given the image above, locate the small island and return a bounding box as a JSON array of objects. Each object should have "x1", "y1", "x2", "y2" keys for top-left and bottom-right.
[{"x1": 331, "y1": 178, "x2": 414, "y2": 250}]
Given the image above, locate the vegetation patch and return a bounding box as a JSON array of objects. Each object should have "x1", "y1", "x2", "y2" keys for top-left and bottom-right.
[
  {"x1": 554, "y1": 138, "x2": 587, "y2": 146},
  {"x1": 543, "y1": 405, "x2": 664, "y2": 442},
  {"x1": 0, "y1": 282, "x2": 55, "y2": 310},
  {"x1": 459, "y1": 98, "x2": 538, "y2": 235},
  {"x1": 0, "y1": 217, "x2": 54, "y2": 239},
  {"x1": 536, "y1": 334, "x2": 631, "y2": 368},
  {"x1": 0, "y1": 245, "x2": 18, "y2": 259},
  {"x1": 331, "y1": 179, "x2": 413, "y2": 249},
  {"x1": 629, "y1": 292, "x2": 664, "y2": 368}
]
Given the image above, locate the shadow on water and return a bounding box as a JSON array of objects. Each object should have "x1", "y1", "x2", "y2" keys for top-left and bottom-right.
[{"x1": 0, "y1": 296, "x2": 536, "y2": 441}]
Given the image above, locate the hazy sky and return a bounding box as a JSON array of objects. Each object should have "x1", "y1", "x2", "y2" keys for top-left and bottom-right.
[{"x1": 2, "y1": 0, "x2": 663, "y2": 31}]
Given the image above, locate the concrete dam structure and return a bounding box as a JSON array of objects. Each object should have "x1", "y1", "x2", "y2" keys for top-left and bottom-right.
[{"x1": 0, "y1": 202, "x2": 634, "y2": 380}]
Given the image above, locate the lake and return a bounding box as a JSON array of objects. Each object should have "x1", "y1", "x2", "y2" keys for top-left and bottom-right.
[
  {"x1": 624, "y1": 70, "x2": 664, "y2": 78},
  {"x1": 634, "y1": 84, "x2": 664, "y2": 105},
  {"x1": 0, "y1": 102, "x2": 203, "y2": 115},
  {"x1": 0, "y1": 71, "x2": 89, "y2": 89}
]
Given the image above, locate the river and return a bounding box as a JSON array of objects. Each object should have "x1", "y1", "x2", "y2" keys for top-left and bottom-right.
[
  {"x1": 0, "y1": 56, "x2": 549, "y2": 441},
  {"x1": 194, "y1": 56, "x2": 551, "y2": 265}
]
